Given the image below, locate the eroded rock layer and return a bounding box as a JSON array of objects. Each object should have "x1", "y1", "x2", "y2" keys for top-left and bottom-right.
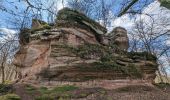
[{"x1": 13, "y1": 8, "x2": 158, "y2": 83}]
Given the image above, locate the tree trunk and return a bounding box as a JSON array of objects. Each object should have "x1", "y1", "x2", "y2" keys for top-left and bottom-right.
[{"x1": 1, "y1": 62, "x2": 5, "y2": 84}]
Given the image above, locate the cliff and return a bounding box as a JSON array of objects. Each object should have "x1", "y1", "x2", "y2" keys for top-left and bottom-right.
[{"x1": 13, "y1": 8, "x2": 158, "y2": 83}]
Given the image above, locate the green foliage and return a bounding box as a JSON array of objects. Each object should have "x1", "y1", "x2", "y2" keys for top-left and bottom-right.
[
  {"x1": 122, "y1": 64, "x2": 142, "y2": 78},
  {"x1": 100, "y1": 53, "x2": 115, "y2": 62},
  {"x1": 0, "y1": 84, "x2": 12, "y2": 94},
  {"x1": 0, "y1": 94, "x2": 21, "y2": 100},
  {"x1": 25, "y1": 85, "x2": 78, "y2": 100},
  {"x1": 31, "y1": 24, "x2": 52, "y2": 33},
  {"x1": 56, "y1": 7, "x2": 107, "y2": 34},
  {"x1": 61, "y1": 43, "x2": 143, "y2": 78},
  {"x1": 160, "y1": 0, "x2": 170, "y2": 9},
  {"x1": 43, "y1": 24, "x2": 52, "y2": 29},
  {"x1": 71, "y1": 44, "x2": 109, "y2": 59},
  {"x1": 25, "y1": 84, "x2": 37, "y2": 94},
  {"x1": 127, "y1": 52, "x2": 157, "y2": 61},
  {"x1": 154, "y1": 83, "x2": 170, "y2": 89},
  {"x1": 20, "y1": 28, "x2": 30, "y2": 44},
  {"x1": 38, "y1": 87, "x2": 49, "y2": 94},
  {"x1": 56, "y1": 44, "x2": 112, "y2": 59}
]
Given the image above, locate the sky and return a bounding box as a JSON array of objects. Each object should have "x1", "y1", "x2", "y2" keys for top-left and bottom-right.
[{"x1": 113, "y1": 1, "x2": 170, "y2": 31}]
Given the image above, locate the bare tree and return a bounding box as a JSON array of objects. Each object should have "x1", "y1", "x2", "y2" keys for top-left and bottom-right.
[
  {"x1": 128, "y1": 7, "x2": 170, "y2": 79},
  {"x1": 0, "y1": 31, "x2": 18, "y2": 83}
]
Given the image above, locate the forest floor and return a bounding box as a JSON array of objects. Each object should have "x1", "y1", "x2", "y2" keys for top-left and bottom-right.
[{"x1": 0, "y1": 81, "x2": 170, "y2": 100}]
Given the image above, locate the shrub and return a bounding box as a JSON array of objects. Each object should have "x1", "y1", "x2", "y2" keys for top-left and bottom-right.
[
  {"x1": 0, "y1": 84, "x2": 12, "y2": 94},
  {"x1": 154, "y1": 83, "x2": 170, "y2": 89},
  {"x1": 127, "y1": 52, "x2": 157, "y2": 61}
]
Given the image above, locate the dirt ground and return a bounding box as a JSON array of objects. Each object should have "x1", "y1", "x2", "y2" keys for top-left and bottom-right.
[{"x1": 12, "y1": 83, "x2": 170, "y2": 100}]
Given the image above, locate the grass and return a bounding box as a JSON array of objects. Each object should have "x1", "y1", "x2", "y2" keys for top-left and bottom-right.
[
  {"x1": 25, "y1": 84, "x2": 37, "y2": 94},
  {"x1": 24, "y1": 85, "x2": 79, "y2": 100},
  {"x1": 51, "y1": 85, "x2": 78, "y2": 93},
  {"x1": 28, "y1": 85, "x2": 106, "y2": 100},
  {"x1": 127, "y1": 51, "x2": 157, "y2": 61},
  {"x1": 0, "y1": 94, "x2": 21, "y2": 100},
  {"x1": 26, "y1": 85, "x2": 78, "y2": 94}
]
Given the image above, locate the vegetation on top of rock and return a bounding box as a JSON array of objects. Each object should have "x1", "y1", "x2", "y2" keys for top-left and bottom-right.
[
  {"x1": 32, "y1": 19, "x2": 47, "y2": 25},
  {"x1": 70, "y1": 44, "x2": 112, "y2": 59},
  {"x1": 30, "y1": 19, "x2": 53, "y2": 34},
  {"x1": 160, "y1": 0, "x2": 170, "y2": 9},
  {"x1": 30, "y1": 24, "x2": 52, "y2": 33},
  {"x1": 154, "y1": 82, "x2": 170, "y2": 89},
  {"x1": 56, "y1": 7, "x2": 107, "y2": 35},
  {"x1": 19, "y1": 28, "x2": 30, "y2": 45},
  {"x1": 127, "y1": 51, "x2": 157, "y2": 61}
]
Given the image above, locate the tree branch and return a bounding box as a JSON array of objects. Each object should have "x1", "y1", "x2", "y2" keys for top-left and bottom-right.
[{"x1": 118, "y1": 0, "x2": 139, "y2": 17}]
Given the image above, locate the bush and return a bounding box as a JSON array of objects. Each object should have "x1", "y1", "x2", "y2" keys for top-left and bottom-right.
[
  {"x1": 154, "y1": 83, "x2": 170, "y2": 89},
  {"x1": 0, "y1": 84, "x2": 12, "y2": 94},
  {"x1": 127, "y1": 52, "x2": 157, "y2": 61}
]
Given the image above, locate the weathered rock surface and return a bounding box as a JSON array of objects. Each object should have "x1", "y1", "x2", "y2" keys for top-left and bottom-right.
[
  {"x1": 109, "y1": 27, "x2": 129, "y2": 51},
  {"x1": 13, "y1": 8, "x2": 158, "y2": 83},
  {"x1": 56, "y1": 8, "x2": 107, "y2": 44}
]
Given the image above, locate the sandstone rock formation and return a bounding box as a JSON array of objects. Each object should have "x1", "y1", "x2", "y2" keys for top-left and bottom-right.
[
  {"x1": 109, "y1": 27, "x2": 129, "y2": 51},
  {"x1": 13, "y1": 8, "x2": 158, "y2": 83},
  {"x1": 56, "y1": 8, "x2": 107, "y2": 44}
]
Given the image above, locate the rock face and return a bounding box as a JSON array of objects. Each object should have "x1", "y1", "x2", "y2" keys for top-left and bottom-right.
[
  {"x1": 109, "y1": 27, "x2": 129, "y2": 51},
  {"x1": 56, "y1": 8, "x2": 107, "y2": 44},
  {"x1": 13, "y1": 8, "x2": 158, "y2": 83}
]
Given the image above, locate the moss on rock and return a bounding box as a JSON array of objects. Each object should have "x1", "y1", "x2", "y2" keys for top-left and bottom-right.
[
  {"x1": 56, "y1": 8, "x2": 107, "y2": 36},
  {"x1": 127, "y1": 52, "x2": 157, "y2": 61}
]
